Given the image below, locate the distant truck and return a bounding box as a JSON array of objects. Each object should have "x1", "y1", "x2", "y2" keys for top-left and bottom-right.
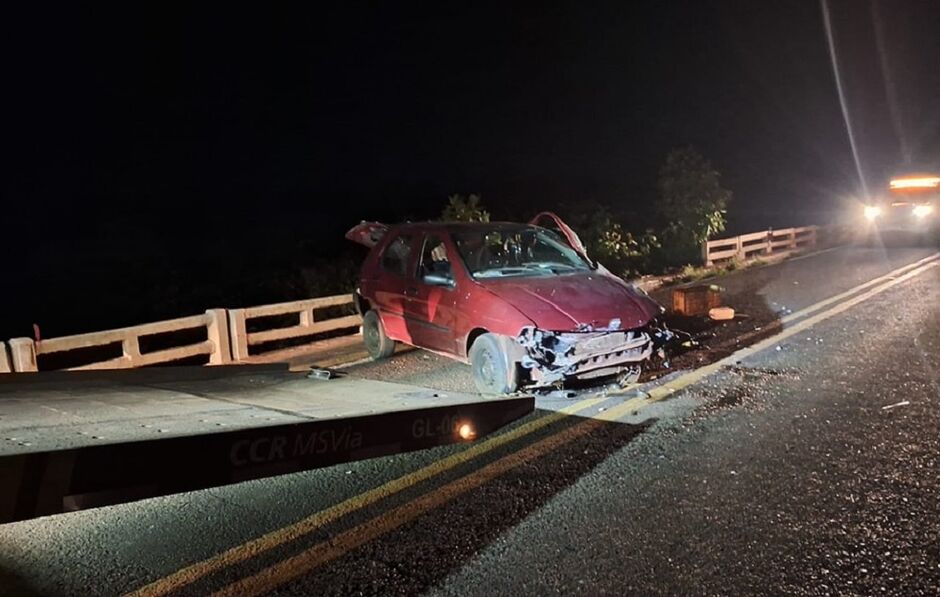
[{"x1": 862, "y1": 173, "x2": 939, "y2": 240}]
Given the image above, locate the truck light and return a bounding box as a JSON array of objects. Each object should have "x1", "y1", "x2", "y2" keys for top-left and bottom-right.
[
  {"x1": 864, "y1": 205, "x2": 882, "y2": 221},
  {"x1": 913, "y1": 204, "x2": 934, "y2": 218},
  {"x1": 890, "y1": 176, "x2": 940, "y2": 190},
  {"x1": 457, "y1": 423, "x2": 477, "y2": 440}
]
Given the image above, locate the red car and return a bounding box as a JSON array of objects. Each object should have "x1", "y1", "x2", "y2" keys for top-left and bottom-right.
[{"x1": 346, "y1": 213, "x2": 664, "y2": 394}]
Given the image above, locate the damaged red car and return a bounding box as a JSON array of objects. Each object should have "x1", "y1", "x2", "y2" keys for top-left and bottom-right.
[{"x1": 346, "y1": 213, "x2": 665, "y2": 394}]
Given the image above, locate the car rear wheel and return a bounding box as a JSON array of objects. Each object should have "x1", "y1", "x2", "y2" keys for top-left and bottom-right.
[
  {"x1": 469, "y1": 333, "x2": 519, "y2": 395},
  {"x1": 362, "y1": 310, "x2": 395, "y2": 360}
]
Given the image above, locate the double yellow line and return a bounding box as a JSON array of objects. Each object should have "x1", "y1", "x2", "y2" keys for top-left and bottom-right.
[
  {"x1": 128, "y1": 396, "x2": 611, "y2": 596},
  {"x1": 131, "y1": 252, "x2": 939, "y2": 597},
  {"x1": 214, "y1": 401, "x2": 646, "y2": 596}
]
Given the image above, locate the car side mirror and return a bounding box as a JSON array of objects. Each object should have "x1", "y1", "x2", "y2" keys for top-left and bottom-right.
[{"x1": 423, "y1": 273, "x2": 455, "y2": 288}]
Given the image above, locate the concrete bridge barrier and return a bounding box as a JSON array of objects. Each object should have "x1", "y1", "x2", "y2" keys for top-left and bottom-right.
[{"x1": 7, "y1": 310, "x2": 231, "y2": 372}]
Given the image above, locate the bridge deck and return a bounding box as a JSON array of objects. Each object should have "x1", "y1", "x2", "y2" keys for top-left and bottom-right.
[{"x1": 0, "y1": 365, "x2": 489, "y2": 455}]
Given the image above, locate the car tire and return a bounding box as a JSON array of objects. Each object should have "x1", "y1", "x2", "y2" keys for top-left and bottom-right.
[
  {"x1": 362, "y1": 310, "x2": 395, "y2": 360},
  {"x1": 469, "y1": 333, "x2": 519, "y2": 395}
]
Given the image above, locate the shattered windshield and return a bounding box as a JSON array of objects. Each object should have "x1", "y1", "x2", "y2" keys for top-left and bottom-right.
[{"x1": 453, "y1": 225, "x2": 593, "y2": 278}]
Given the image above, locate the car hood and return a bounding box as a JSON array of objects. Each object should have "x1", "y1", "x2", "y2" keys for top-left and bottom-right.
[{"x1": 477, "y1": 271, "x2": 662, "y2": 331}]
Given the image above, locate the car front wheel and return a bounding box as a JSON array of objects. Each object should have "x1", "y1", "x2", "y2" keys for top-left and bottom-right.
[
  {"x1": 469, "y1": 333, "x2": 520, "y2": 395},
  {"x1": 362, "y1": 310, "x2": 395, "y2": 360}
]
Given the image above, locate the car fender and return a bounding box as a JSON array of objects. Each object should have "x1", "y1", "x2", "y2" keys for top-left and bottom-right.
[{"x1": 457, "y1": 282, "x2": 536, "y2": 360}]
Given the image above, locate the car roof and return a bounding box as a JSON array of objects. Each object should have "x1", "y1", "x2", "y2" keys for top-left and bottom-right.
[{"x1": 389, "y1": 221, "x2": 539, "y2": 234}]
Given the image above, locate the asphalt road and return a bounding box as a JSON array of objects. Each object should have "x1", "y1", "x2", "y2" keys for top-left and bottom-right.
[{"x1": 1, "y1": 245, "x2": 938, "y2": 596}]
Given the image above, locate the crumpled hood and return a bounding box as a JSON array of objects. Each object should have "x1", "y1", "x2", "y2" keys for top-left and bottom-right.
[{"x1": 478, "y1": 271, "x2": 662, "y2": 331}]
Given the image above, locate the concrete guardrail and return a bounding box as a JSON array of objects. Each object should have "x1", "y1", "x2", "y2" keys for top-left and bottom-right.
[
  {"x1": 0, "y1": 342, "x2": 11, "y2": 373},
  {"x1": 7, "y1": 310, "x2": 231, "y2": 373},
  {"x1": 703, "y1": 225, "x2": 823, "y2": 267},
  {"x1": 228, "y1": 294, "x2": 361, "y2": 362}
]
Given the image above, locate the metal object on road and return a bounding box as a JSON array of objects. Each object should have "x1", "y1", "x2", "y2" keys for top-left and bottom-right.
[{"x1": 307, "y1": 367, "x2": 338, "y2": 380}]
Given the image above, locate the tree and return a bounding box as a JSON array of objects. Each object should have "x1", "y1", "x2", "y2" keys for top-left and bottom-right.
[
  {"x1": 656, "y1": 147, "x2": 731, "y2": 261},
  {"x1": 571, "y1": 206, "x2": 660, "y2": 278},
  {"x1": 439, "y1": 194, "x2": 490, "y2": 223},
  {"x1": 656, "y1": 147, "x2": 731, "y2": 265}
]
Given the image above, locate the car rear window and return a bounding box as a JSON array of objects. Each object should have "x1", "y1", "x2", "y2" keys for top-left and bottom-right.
[{"x1": 380, "y1": 234, "x2": 413, "y2": 276}]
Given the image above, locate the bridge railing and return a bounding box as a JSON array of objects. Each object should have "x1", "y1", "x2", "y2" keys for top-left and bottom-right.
[
  {"x1": 0, "y1": 342, "x2": 11, "y2": 373},
  {"x1": 6, "y1": 310, "x2": 231, "y2": 373},
  {"x1": 703, "y1": 225, "x2": 825, "y2": 266},
  {"x1": 228, "y1": 294, "x2": 361, "y2": 362}
]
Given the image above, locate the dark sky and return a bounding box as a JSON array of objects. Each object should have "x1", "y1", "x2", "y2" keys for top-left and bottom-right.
[{"x1": 2, "y1": 1, "x2": 939, "y2": 327}]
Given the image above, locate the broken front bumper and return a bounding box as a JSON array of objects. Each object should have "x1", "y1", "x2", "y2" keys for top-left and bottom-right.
[{"x1": 516, "y1": 326, "x2": 654, "y2": 386}]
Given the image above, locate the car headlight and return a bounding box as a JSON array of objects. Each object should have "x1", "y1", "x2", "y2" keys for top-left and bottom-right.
[
  {"x1": 864, "y1": 205, "x2": 882, "y2": 220},
  {"x1": 913, "y1": 204, "x2": 934, "y2": 218}
]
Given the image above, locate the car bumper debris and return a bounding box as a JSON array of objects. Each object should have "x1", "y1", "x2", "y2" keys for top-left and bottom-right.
[{"x1": 517, "y1": 326, "x2": 654, "y2": 385}]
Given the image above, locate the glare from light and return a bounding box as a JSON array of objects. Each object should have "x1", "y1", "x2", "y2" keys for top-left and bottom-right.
[
  {"x1": 821, "y1": 0, "x2": 869, "y2": 198},
  {"x1": 457, "y1": 423, "x2": 476, "y2": 440},
  {"x1": 890, "y1": 176, "x2": 940, "y2": 189},
  {"x1": 913, "y1": 205, "x2": 934, "y2": 218},
  {"x1": 864, "y1": 205, "x2": 882, "y2": 221}
]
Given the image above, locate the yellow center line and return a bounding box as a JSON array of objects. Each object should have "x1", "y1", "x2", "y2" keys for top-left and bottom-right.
[
  {"x1": 210, "y1": 258, "x2": 938, "y2": 596},
  {"x1": 129, "y1": 253, "x2": 938, "y2": 597},
  {"x1": 639, "y1": 259, "x2": 939, "y2": 401},
  {"x1": 127, "y1": 397, "x2": 607, "y2": 597},
  {"x1": 780, "y1": 252, "x2": 939, "y2": 324},
  {"x1": 210, "y1": 406, "x2": 638, "y2": 597}
]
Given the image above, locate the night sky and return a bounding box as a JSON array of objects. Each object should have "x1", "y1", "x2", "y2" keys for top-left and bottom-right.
[{"x1": 2, "y1": 1, "x2": 939, "y2": 336}]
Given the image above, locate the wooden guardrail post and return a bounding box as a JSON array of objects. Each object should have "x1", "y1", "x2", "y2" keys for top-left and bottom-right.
[
  {"x1": 734, "y1": 235, "x2": 746, "y2": 262},
  {"x1": 122, "y1": 334, "x2": 141, "y2": 367},
  {"x1": 765, "y1": 229, "x2": 774, "y2": 255},
  {"x1": 0, "y1": 342, "x2": 12, "y2": 373},
  {"x1": 8, "y1": 338, "x2": 38, "y2": 372},
  {"x1": 228, "y1": 309, "x2": 249, "y2": 361},
  {"x1": 206, "y1": 309, "x2": 232, "y2": 364}
]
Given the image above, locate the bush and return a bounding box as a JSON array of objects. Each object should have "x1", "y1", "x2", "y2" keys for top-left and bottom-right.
[
  {"x1": 440, "y1": 194, "x2": 490, "y2": 222},
  {"x1": 572, "y1": 208, "x2": 660, "y2": 278},
  {"x1": 656, "y1": 146, "x2": 731, "y2": 267}
]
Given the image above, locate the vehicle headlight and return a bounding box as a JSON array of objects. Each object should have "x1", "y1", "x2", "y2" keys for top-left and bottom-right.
[
  {"x1": 913, "y1": 204, "x2": 934, "y2": 218},
  {"x1": 864, "y1": 205, "x2": 882, "y2": 220}
]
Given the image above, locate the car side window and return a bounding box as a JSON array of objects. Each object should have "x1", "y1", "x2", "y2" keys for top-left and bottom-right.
[
  {"x1": 418, "y1": 235, "x2": 453, "y2": 282},
  {"x1": 380, "y1": 234, "x2": 413, "y2": 277}
]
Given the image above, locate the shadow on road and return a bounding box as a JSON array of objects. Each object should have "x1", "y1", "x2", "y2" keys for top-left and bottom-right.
[
  {"x1": 0, "y1": 567, "x2": 47, "y2": 597},
  {"x1": 245, "y1": 411, "x2": 655, "y2": 595}
]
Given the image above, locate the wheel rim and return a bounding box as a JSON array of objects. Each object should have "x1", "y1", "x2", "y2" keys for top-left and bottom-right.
[
  {"x1": 364, "y1": 317, "x2": 380, "y2": 354},
  {"x1": 476, "y1": 347, "x2": 498, "y2": 389}
]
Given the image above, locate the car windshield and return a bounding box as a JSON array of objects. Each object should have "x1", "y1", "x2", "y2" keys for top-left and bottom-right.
[{"x1": 452, "y1": 225, "x2": 593, "y2": 278}]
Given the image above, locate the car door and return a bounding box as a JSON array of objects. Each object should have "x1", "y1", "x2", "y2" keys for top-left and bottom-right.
[
  {"x1": 344, "y1": 221, "x2": 388, "y2": 247},
  {"x1": 371, "y1": 231, "x2": 419, "y2": 342},
  {"x1": 403, "y1": 233, "x2": 460, "y2": 354},
  {"x1": 529, "y1": 211, "x2": 592, "y2": 263}
]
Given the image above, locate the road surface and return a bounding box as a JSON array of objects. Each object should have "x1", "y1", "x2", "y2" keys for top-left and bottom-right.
[{"x1": 1, "y1": 245, "x2": 938, "y2": 596}]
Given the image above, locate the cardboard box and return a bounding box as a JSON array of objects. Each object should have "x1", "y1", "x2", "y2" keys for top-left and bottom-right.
[{"x1": 672, "y1": 285, "x2": 721, "y2": 316}]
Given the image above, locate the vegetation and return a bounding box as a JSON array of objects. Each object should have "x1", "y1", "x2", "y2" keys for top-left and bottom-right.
[
  {"x1": 573, "y1": 208, "x2": 661, "y2": 278},
  {"x1": 655, "y1": 146, "x2": 732, "y2": 266},
  {"x1": 440, "y1": 194, "x2": 490, "y2": 222},
  {"x1": 431, "y1": 148, "x2": 732, "y2": 279}
]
